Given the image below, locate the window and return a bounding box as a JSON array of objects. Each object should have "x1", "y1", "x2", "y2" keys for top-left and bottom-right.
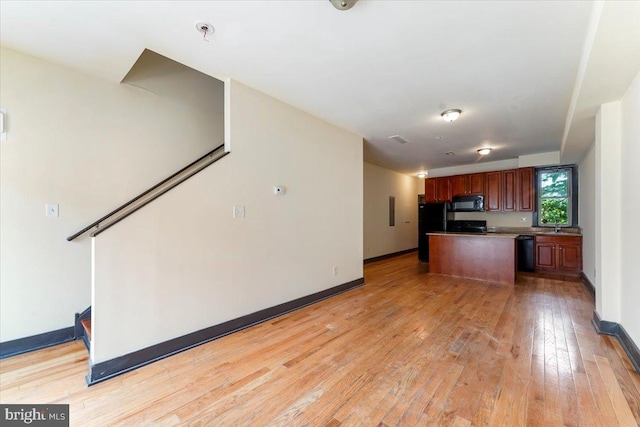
[{"x1": 536, "y1": 165, "x2": 578, "y2": 227}]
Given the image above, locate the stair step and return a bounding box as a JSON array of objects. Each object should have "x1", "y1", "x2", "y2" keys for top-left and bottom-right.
[{"x1": 81, "y1": 319, "x2": 92, "y2": 340}]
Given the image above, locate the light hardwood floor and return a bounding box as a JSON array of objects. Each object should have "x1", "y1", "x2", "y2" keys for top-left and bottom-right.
[{"x1": 1, "y1": 253, "x2": 639, "y2": 426}]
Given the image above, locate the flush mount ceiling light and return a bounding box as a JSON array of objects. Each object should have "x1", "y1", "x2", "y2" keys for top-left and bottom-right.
[
  {"x1": 330, "y1": 0, "x2": 358, "y2": 10},
  {"x1": 477, "y1": 148, "x2": 492, "y2": 155},
  {"x1": 417, "y1": 173, "x2": 427, "y2": 179},
  {"x1": 441, "y1": 109, "x2": 462, "y2": 122}
]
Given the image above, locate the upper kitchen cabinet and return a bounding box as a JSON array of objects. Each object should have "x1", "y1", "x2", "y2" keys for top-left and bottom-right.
[
  {"x1": 451, "y1": 173, "x2": 485, "y2": 196},
  {"x1": 502, "y1": 169, "x2": 518, "y2": 212},
  {"x1": 468, "y1": 173, "x2": 485, "y2": 195},
  {"x1": 451, "y1": 175, "x2": 467, "y2": 197},
  {"x1": 436, "y1": 177, "x2": 452, "y2": 202},
  {"x1": 485, "y1": 171, "x2": 502, "y2": 211},
  {"x1": 425, "y1": 177, "x2": 452, "y2": 202},
  {"x1": 518, "y1": 167, "x2": 535, "y2": 212},
  {"x1": 484, "y1": 168, "x2": 534, "y2": 212},
  {"x1": 425, "y1": 178, "x2": 437, "y2": 202}
]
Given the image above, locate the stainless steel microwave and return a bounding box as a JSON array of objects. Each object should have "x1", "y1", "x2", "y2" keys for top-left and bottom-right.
[{"x1": 450, "y1": 195, "x2": 484, "y2": 212}]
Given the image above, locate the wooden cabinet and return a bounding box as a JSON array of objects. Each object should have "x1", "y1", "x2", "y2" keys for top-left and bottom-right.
[
  {"x1": 451, "y1": 175, "x2": 467, "y2": 197},
  {"x1": 424, "y1": 177, "x2": 451, "y2": 202},
  {"x1": 534, "y1": 235, "x2": 582, "y2": 276},
  {"x1": 451, "y1": 173, "x2": 485, "y2": 196},
  {"x1": 483, "y1": 168, "x2": 534, "y2": 213},
  {"x1": 431, "y1": 167, "x2": 533, "y2": 211},
  {"x1": 518, "y1": 167, "x2": 535, "y2": 212},
  {"x1": 425, "y1": 179, "x2": 437, "y2": 202},
  {"x1": 502, "y1": 169, "x2": 518, "y2": 212},
  {"x1": 468, "y1": 173, "x2": 485, "y2": 195},
  {"x1": 485, "y1": 171, "x2": 502, "y2": 211},
  {"x1": 436, "y1": 177, "x2": 452, "y2": 202}
]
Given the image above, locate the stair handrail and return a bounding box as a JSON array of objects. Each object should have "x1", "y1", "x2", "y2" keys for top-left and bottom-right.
[{"x1": 67, "y1": 143, "x2": 227, "y2": 241}]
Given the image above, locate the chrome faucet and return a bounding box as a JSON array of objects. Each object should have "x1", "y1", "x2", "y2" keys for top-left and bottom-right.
[{"x1": 554, "y1": 217, "x2": 560, "y2": 233}]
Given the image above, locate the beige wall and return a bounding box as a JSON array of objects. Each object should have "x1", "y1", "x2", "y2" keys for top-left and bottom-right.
[
  {"x1": 453, "y1": 212, "x2": 532, "y2": 227},
  {"x1": 0, "y1": 47, "x2": 223, "y2": 342},
  {"x1": 91, "y1": 80, "x2": 363, "y2": 363},
  {"x1": 364, "y1": 163, "x2": 419, "y2": 260}
]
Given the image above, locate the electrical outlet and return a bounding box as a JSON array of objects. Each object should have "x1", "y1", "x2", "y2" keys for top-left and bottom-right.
[{"x1": 520, "y1": 217, "x2": 527, "y2": 222}]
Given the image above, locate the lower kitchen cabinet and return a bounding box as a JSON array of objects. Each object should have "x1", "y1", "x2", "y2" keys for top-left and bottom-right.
[{"x1": 534, "y1": 234, "x2": 582, "y2": 276}]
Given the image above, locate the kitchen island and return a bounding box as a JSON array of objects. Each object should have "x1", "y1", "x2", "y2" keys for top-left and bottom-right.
[{"x1": 427, "y1": 232, "x2": 518, "y2": 285}]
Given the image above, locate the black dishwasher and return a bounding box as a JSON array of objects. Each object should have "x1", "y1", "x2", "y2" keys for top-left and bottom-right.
[{"x1": 517, "y1": 235, "x2": 535, "y2": 272}]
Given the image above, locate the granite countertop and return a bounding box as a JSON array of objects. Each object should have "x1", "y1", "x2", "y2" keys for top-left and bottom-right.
[
  {"x1": 426, "y1": 228, "x2": 583, "y2": 239},
  {"x1": 485, "y1": 226, "x2": 582, "y2": 236},
  {"x1": 426, "y1": 232, "x2": 520, "y2": 239}
]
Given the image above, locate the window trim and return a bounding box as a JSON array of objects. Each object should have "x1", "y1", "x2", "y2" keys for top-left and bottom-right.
[{"x1": 534, "y1": 165, "x2": 579, "y2": 227}]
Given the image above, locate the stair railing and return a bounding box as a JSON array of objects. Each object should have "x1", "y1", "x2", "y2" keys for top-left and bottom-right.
[{"x1": 67, "y1": 143, "x2": 228, "y2": 241}]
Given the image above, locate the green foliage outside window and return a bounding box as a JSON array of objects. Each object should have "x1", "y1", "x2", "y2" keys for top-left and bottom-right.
[
  {"x1": 539, "y1": 170, "x2": 570, "y2": 225},
  {"x1": 540, "y1": 199, "x2": 568, "y2": 224}
]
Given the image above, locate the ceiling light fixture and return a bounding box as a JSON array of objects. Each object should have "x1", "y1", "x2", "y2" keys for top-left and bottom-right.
[
  {"x1": 441, "y1": 109, "x2": 462, "y2": 122},
  {"x1": 446, "y1": 151, "x2": 455, "y2": 156},
  {"x1": 417, "y1": 173, "x2": 427, "y2": 179},
  {"x1": 330, "y1": 0, "x2": 358, "y2": 10},
  {"x1": 477, "y1": 148, "x2": 492, "y2": 155}
]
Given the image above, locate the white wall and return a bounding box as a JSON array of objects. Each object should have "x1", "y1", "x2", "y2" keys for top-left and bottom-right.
[
  {"x1": 426, "y1": 159, "x2": 519, "y2": 178},
  {"x1": 0, "y1": 47, "x2": 223, "y2": 342},
  {"x1": 619, "y1": 71, "x2": 640, "y2": 345},
  {"x1": 579, "y1": 143, "x2": 596, "y2": 284},
  {"x1": 594, "y1": 102, "x2": 622, "y2": 321},
  {"x1": 592, "y1": 70, "x2": 640, "y2": 349},
  {"x1": 91, "y1": 80, "x2": 363, "y2": 363},
  {"x1": 363, "y1": 162, "x2": 419, "y2": 260},
  {"x1": 518, "y1": 151, "x2": 561, "y2": 167}
]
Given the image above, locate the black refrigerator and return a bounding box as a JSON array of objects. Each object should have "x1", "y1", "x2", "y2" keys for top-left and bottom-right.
[{"x1": 418, "y1": 202, "x2": 452, "y2": 262}]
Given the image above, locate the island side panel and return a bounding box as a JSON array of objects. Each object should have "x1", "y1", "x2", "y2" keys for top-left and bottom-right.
[{"x1": 428, "y1": 235, "x2": 516, "y2": 285}]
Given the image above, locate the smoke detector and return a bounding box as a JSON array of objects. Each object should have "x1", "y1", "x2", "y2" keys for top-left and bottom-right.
[{"x1": 195, "y1": 21, "x2": 215, "y2": 37}]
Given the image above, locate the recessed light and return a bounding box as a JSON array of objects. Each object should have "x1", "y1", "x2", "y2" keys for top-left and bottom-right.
[
  {"x1": 477, "y1": 148, "x2": 492, "y2": 155},
  {"x1": 417, "y1": 173, "x2": 427, "y2": 179},
  {"x1": 446, "y1": 151, "x2": 455, "y2": 156},
  {"x1": 441, "y1": 109, "x2": 461, "y2": 122}
]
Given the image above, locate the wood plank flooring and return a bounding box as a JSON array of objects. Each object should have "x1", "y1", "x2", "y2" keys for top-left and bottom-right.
[{"x1": 1, "y1": 253, "x2": 639, "y2": 426}]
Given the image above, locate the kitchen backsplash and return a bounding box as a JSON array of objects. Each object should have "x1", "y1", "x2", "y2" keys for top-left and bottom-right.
[{"x1": 453, "y1": 211, "x2": 533, "y2": 227}]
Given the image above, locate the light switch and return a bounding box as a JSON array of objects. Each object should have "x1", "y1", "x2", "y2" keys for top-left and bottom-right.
[
  {"x1": 46, "y1": 203, "x2": 59, "y2": 218},
  {"x1": 233, "y1": 205, "x2": 245, "y2": 218}
]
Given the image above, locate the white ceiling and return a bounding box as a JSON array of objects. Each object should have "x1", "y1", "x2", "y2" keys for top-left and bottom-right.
[{"x1": 1, "y1": 1, "x2": 638, "y2": 175}]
